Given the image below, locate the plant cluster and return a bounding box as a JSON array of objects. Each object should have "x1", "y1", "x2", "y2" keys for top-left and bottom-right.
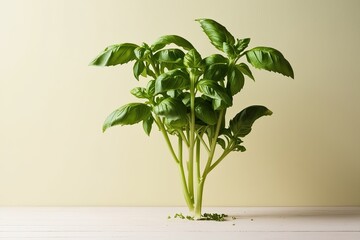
[{"x1": 90, "y1": 18, "x2": 294, "y2": 219}]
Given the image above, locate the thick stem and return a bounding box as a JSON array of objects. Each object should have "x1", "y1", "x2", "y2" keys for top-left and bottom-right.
[
  {"x1": 178, "y1": 136, "x2": 194, "y2": 212},
  {"x1": 194, "y1": 178, "x2": 205, "y2": 219},
  {"x1": 187, "y1": 71, "x2": 197, "y2": 203},
  {"x1": 194, "y1": 110, "x2": 225, "y2": 219},
  {"x1": 195, "y1": 138, "x2": 201, "y2": 184}
]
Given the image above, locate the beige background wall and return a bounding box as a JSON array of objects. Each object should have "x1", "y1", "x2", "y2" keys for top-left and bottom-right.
[{"x1": 1, "y1": 0, "x2": 359, "y2": 206}]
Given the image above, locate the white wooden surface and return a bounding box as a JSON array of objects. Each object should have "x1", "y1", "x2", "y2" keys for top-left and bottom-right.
[{"x1": 0, "y1": 207, "x2": 359, "y2": 239}]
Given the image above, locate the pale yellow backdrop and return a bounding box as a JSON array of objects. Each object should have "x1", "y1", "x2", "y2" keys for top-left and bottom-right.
[{"x1": 0, "y1": 0, "x2": 359, "y2": 206}]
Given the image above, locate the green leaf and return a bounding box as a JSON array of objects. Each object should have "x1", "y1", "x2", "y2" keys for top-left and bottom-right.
[
  {"x1": 154, "y1": 98, "x2": 187, "y2": 118},
  {"x1": 159, "y1": 62, "x2": 180, "y2": 71},
  {"x1": 223, "y1": 42, "x2": 236, "y2": 57},
  {"x1": 133, "y1": 60, "x2": 145, "y2": 80},
  {"x1": 153, "y1": 48, "x2": 185, "y2": 63},
  {"x1": 151, "y1": 35, "x2": 194, "y2": 52},
  {"x1": 204, "y1": 63, "x2": 228, "y2": 81},
  {"x1": 134, "y1": 46, "x2": 150, "y2": 60},
  {"x1": 181, "y1": 92, "x2": 191, "y2": 107},
  {"x1": 196, "y1": 18, "x2": 235, "y2": 52},
  {"x1": 212, "y1": 99, "x2": 226, "y2": 110},
  {"x1": 103, "y1": 103, "x2": 151, "y2": 132},
  {"x1": 146, "y1": 80, "x2": 155, "y2": 96},
  {"x1": 184, "y1": 49, "x2": 202, "y2": 68},
  {"x1": 154, "y1": 98, "x2": 188, "y2": 128},
  {"x1": 155, "y1": 69, "x2": 190, "y2": 94},
  {"x1": 235, "y1": 38, "x2": 250, "y2": 53},
  {"x1": 90, "y1": 43, "x2": 138, "y2": 66},
  {"x1": 230, "y1": 105, "x2": 273, "y2": 137},
  {"x1": 227, "y1": 67, "x2": 244, "y2": 95},
  {"x1": 245, "y1": 47, "x2": 294, "y2": 78},
  {"x1": 217, "y1": 138, "x2": 226, "y2": 149},
  {"x1": 145, "y1": 65, "x2": 156, "y2": 79},
  {"x1": 194, "y1": 98, "x2": 217, "y2": 125},
  {"x1": 130, "y1": 87, "x2": 148, "y2": 99},
  {"x1": 236, "y1": 63, "x2": 254, "y2": 81},
  {"x1": 203, "y1": 54, "x2": 228, "y2": 65},
  {"x1": 233, "y1": 145, "x2": 246, "y2": 152},
  {"x1": 197, "y1": 80, "x2": 232, "y2": 107},
  {"x1": 142, "y1": 115, "x2": 154, "y2": 136}
]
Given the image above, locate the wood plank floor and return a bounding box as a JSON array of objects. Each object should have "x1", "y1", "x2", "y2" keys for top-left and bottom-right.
[{"x1": 0, "y1": 207, "x2": 359, "y2": 239}]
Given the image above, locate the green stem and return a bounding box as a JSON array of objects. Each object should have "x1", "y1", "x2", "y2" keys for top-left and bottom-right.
[
  {"x1": 187, "y1": 72, "x2": 197, "y2": 202},
  {"x1": 155, "y1": 116, "x2": 179, "y2": 164},
  {"x1": 195, "y1": 138, "x2": 201, "y2": 184},
  {"x1": 178, "y1": 135, "x2": 194, "y2": 211},
  {"x1": 208, "y1": 142, "x2": 234, "y2": 172},
  {"x1": 195, "y1": 131, "x2": 210, "y2": 153},
  {"x1": 194, "y1": 178, "x2": 205, "y2": 219},
  {"x1": 178, "y1": 130, "x2": 189, "y2": 147},
  {"x1": 203, "y1": 109, "x2": 225, "y2": 178},
  {"x1": 194, "y1": 110, "x2": 225, "y2": 219}
]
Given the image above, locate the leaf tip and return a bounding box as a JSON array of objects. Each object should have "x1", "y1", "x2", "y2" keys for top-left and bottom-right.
[
  {"x1": 290, "y1": 71, "x2": 295, "y2": 79},
  {"x1": 89, "y1": 58, "x2": 102, "y2": 66}
]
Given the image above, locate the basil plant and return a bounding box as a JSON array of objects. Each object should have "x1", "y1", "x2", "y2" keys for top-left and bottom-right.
[{"x1": 90, "y1": 19, "x2": 294, "y2": 219}]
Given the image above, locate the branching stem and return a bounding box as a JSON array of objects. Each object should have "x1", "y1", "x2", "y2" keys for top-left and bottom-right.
[
  {"x1": 187, "y1": 71, "x2": 197, "y2": 202},
  {"x1": 178, "y1": 130, "x2": 189, "y2": 147},
  {"x1": 203, "y1": 109, "x2": 225, "y2": 178},
  {"x1": 209, "y1": 140, "x2": 234, "y2": 172},
  {"x1": 195, "y1": 132, "x2": 210, "y2": 153},
  {"x1": 155, "y1": 116, "x2": 179, "y2": 164}
]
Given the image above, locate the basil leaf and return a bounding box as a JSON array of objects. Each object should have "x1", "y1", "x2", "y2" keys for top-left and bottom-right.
[
  {"x1": 203, "y1": 54, "x2": 228, "y2": 65},
  {"x1": 227, "y1": 67, "x2": 244, "y2": 95},
  {"x1": 230, "y1": 105, "x2": 272, "y2": 137},
  {"x1": 130, "y1": 87, "x2": 148, "y2": 99},
  {"x1": 134, "y1": 46, "x2": 150, "y2": 60},
  {"x1": 245, "y1": 47, "x2": 294, "y2": 78},
  {"x1": 154, "y1": 98, "x2": 188, "y2": 128},
  {"x1": 236, "y1": 63, "x2": 254, "y2": 81},
  {"x1": 212, "y1": 99, "x2": 228, "y2": 110},
  {"x1": 184, "y1": 49, "x2": 202, "y2": 68},
  {"x1": 194, "y1": 98, "x2": 217, "y2": 125},
  {"x1": 235, "y1": 38, "x2": 250, "y2": 54},
  {"x1": 90, "y1": 43, "x2": 138, "y2": 66},
  {"x1": 153, "y1": 48, "x2": 185, "y2": 63},
  {"x1": 103, "y1": 103, "x2": 151, "y2": 132},
  {"x1": 233, "y1": 145, "x2": 246, "y2": 152},
  {"x1": 154, "y1": 98, "x2": 186, "y2": 118},
  {"x1": 133, "y1": 60, "x2": 145, "y2": 80},
  {"x1": 151, "y1": 35, "x2": 194, "y2": 52},
  {"x1": 196, "y1": 18, "x2": 235, "y2": 52},
  {"x1": 197, "y1": 80, "x2": 232, "y2": 107},
  {"x1": 142, "y1": 115, "x2": 154, "y2": 136},
  {"x1": 217, "y1": 138, "x2": 226, "y2": 149},
  {"x1": 223, "y1": 42, "x2": 236, "y2": 58},
  {"x1": 146, "y1": 80, "x2": 155, "y2": 96},
  {"x1": 204, "y1": 63, "x2": 228, "y2": 81},
  {"x1": 155, "y1": 69, "x2": 190, "y2": 94}
]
